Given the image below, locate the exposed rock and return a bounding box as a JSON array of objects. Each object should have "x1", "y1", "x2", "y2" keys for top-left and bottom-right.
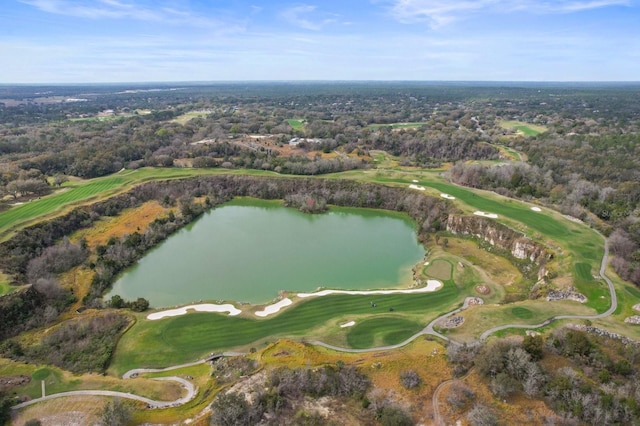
[
  {"x1": 633, "y1": 303, "x2": 640, "y2": 312},
  {"x1": 568, "y1": 324, "x2": 640, "y2": 347},
  {"x1": 466, "y1": 297, "x2": 484, "y2": 306},
  {"x1": 440, "y1": 315, "x2": 464, "y2": 328},
  {"x1": 0, "y1": 374, "x2": 30, "y2": 392},
  {"x1": 446, "y1": 215, "x2": 551, "y2": 267},
  {"x1": 546, "y1": 289, "x2": 587, "y2": 303},
  {"x1": 624, "y1": 316, "x2": 640, "y2": 325}
]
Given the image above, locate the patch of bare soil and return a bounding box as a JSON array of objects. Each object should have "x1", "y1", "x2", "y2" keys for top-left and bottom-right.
[
  {"x1": 475, "y1": 285, "x2": 490, "y2": 295},
  {"x1": 0, "y1": 375, "x2": 30, "y2": 392}
]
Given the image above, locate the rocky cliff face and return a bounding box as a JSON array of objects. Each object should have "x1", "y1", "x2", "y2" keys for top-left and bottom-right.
[{"x1": 446, "y1": 215, "x2": 552, "y2": 269}]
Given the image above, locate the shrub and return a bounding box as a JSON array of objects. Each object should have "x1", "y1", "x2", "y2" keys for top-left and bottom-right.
[{"x1": 400, "y1": 370, "x2": 421, "y2": 389}]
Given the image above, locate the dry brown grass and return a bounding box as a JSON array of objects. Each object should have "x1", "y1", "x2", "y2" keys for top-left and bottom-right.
[
  {"x1": 258, "y1": 338, "x2": 453, "y2": 424},
  {"x1": 11, "y1": 395, "x2": 109, "y2": 426},
  {"x1": 440, "y1": 370, "x2": 557, "y2": 425},
  {"x1": 72, "y1": 200, "x2": 169, "y2": 249},
  {"x1": 425, "y1": 259, "x2": 452, "y2": 281}
]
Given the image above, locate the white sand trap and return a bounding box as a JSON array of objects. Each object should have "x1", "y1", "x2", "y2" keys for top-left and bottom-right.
[
  {"x1": 409, "y1": 184, "x2": 425, "y2": 191},
  {"x1": 412, "y1": 179, "x2": 419, "y2": 183},
  {"x1": 147, "y1": 303, "x2": 241, "y2": 320},
  {"x1": 297, "y1": 280, "x2": 442, "y2": 298},
  {"x1": 340, "y1": 321, "x2": 356, "y2": 328},
  {"x1": 474, "y1": 211, "x2": 498, "y2": 219},
  {"x1": 531, "y1": 207, "x2": 542, "y2": 212},
  {"x1": 440, "y1": 193, "x2": 456, "y2": 200},
  {"x1": 255, "y1": 298, "x2": 293, "y2": 317}
]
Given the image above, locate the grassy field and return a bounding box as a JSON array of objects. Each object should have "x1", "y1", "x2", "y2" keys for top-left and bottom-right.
[
  {"x1": 286, "y1": 118, "x2": 306, "y2": 131},
  {"x1": 345, "y1": 316, "x2": 423, "y2": 348},
  {"x1": 0, "y1": 168, "x2": 271, "y2": 241},
  {"x1": 171, "y1": 110, "x2": 211, "y2": 125},
  {"x1": 0, "y1": 358, "x2": 182, "y2": 401},
  {"x1": 109, "y1": 281, "x2": 463, "y2": 375},
  {"x1": 499, "y1": 120, "x2": 547, "y2": 136},
  {"x1": 425, "y1": 259, "x2": 453, "y2": 281}
]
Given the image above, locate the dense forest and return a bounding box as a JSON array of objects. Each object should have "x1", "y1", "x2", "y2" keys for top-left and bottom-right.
[{"x1": 2, "y1": 82, "x2": 638, "y2": 285}]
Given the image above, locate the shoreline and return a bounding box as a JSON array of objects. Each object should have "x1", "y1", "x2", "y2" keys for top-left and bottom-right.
[{"x1": 145, "y1": 280, "x2": 444, "y2": 320}]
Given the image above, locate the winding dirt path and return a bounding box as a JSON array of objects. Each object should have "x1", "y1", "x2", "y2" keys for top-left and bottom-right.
[{"x1": 432, "y1": 368, "x2": 474, "y2": 426}]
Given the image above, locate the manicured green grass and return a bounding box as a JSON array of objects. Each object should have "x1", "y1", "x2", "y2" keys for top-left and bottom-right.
[
  {"x1": 575, "y1": 262, "x2": 594, "y2": 281},
  {"x1": 0, "y1": 168, "x2": 259, "y2": 241},
  {"x1": 499, "y1": 120, "x2": 547, "y2": 136},
  {"x1": 511, "y1": 307, "x2": 534, "y2": 319},
  {"x1": 421, "y1": 181, "x2": 603, "y2": 264},
  {"x1": 572, "y1": 262, "x2": 611, "y2": 312},
  {"x1": 32, "y1": 367, "x2": 52, "y2": 380},
  {"x1": 0, "y1": 176, "x2": 122, "y2": 233},
  {"x1": 110, "y1": 282, "x2": 461, "y2": 374},
  {"x1": 346, "y1": 316, "x2": 423, "y2": 348},
  {"x1": 287, "y1": 118, "x2": 305, "y2": 131}
]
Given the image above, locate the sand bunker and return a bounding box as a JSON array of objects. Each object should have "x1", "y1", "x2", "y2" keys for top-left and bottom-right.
[
  {"x1": 412, "y1": 179, "x2": 419, "y2": 183},
  {"x1": 409, "y1": 184, "x2": 425, "y2": 191},
  {"x1": 297, "y1": 280, "x2": 442, "y2": 298},
  {"x1": 474, "y1": 211, "x2": 498, "y2": 219},
  {"x1": 340, "y1": 321, "x2": 356, "y2": 328},
  {"x1": 147, "y1": 303, "x2": 242, "y2": 320},
  {"x1": 531, "y1": 207, "x2": 542, "y2": 212},
  {"x1": 440, "y1": 193, "x2": 456, "y2": 200},
  {"x1": 255, "y1": 298, "x2": 293, "y2": 317}
]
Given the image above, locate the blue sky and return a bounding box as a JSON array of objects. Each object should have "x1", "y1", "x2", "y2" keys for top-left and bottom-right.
[{"x1": 1, "y1": 0, "x2": 638, "y2": 83}]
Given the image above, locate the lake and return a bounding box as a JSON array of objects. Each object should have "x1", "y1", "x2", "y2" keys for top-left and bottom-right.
[{"x1": 106, "y1": 198, "x2": 425, "y2": 307}]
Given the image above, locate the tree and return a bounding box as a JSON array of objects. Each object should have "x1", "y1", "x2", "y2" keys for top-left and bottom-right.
[
  {"x1": 491, "y1": 372, "x2": 518, "y2": 398},
  {"x1": 210, "y1": 391, "x2": 263, "y2": 426},
  {"x1": 130, "y1": 297, "x2": 150, "y2": 312},
  {"x1": 100, "y1": 399, "x2": 131, "y2": 426},
  {"x1": 522, "y1": 334, "x2": 543, "y2": 361},
  {"x1": 467, "y1": 404, "x2": 497, "y2": 426},
  {"x1": 0, "y1": 392, "x2": 12, "y2": 426},
  {"x1": 377, "y1": 405, "x2": 413, "y2": 426},
  {"x1": 52, "y1": 174, "x2": 68, "y2": 187},
  {"x1": 109, "y1": 295, "x2": 126, "y2": 309},
  {"x1": 400, "y1": 370, "x2": 421, "y2": 389}
]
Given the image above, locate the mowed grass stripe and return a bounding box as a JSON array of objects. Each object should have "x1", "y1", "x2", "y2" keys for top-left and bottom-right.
[
  {"x1": 111, "y1": 283, "x2": 460, "y2": 373},
  {"x1": 0, "y1": 168, "x2": 237, "y2": 239},
  {"x1": 0, "y1": 176, "x2": 126, "y2": 233},
  {"x1": 423, "y1": 181, "x2": 603, "y2": 263},
  {"x1": 346, "y1": 317, "x2": 422, "y2": 348}
]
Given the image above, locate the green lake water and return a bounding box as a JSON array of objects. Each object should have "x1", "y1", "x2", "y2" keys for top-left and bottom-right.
[{"x1": 106, "y1": 198, "x2": 425, "y2": 307}]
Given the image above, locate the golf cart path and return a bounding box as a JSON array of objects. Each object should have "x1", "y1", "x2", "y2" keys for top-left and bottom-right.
[
  {"x1": 314, "y1": 233, "x2": 616, "y2": 352},
  {"x1": 13, "y1": 235, "x2": 616, "y2": 412},
  {"x1": 12, "y1": 376, "x2": 195, "y2": 410}
]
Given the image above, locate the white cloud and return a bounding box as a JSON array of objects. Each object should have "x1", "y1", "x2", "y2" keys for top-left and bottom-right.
[
  {"x1": 19, "y1": 0, "x2": 245, "y2": 30},
  {"x1": 280, "y1": 4, "x2": 338, "y2": 31},
  {"x1": 386, "y1": 0, "x2": 633, "y2": 28}
]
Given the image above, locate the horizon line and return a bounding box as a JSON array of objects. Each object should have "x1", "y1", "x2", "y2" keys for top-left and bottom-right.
[{"x1": 2, "y1": 79, "x2": 640, "y2": 86}]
